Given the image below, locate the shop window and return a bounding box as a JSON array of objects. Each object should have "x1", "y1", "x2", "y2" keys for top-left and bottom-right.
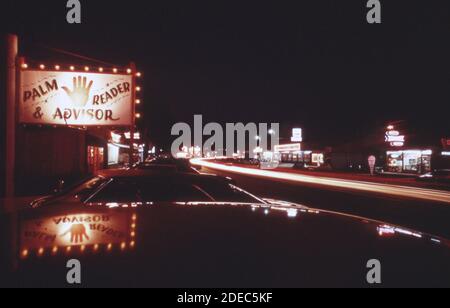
[
  {"x1": 420, "y1": 155, "x2": 432, "y2": 174},
  {"x1": 403, "y1": 151, "x2": 423, "y2": 174},
  {"x1": 312, "y1": 153, "x2": 325, "y2": 165},
  {"x1": 108, "y1": 144, "x2": 120, "y2": 166},
  {"x1": 387, "y1": 150, "x2": 433, "y2": 174},
  {"x1": 387, "y1": 152, "x2": 403, "y2": 173},
  {"x1": 288, "y1": 154, "x2": 294, "y2": 162},
  {"x1": 88, "y1": 146, "x2": 105, "y2": 174}
]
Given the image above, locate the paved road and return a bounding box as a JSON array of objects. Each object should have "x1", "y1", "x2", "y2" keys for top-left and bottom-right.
[{"x1": 202, "y1": 166, "x2": 450, "y2": 240}]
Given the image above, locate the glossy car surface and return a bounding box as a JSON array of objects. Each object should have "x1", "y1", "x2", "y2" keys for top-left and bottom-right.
[
  {"x1": 30, "y1": 170, "x2": 258, "y2": 208},
  {"x1": 0, "y1": 170, "x2": 449, "y2": 288},
  {"x1": 132, "y1": 158, "x2": 200, "y2": 174}
]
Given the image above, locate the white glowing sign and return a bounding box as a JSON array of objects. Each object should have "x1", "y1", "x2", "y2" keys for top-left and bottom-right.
[
  {"x1": 390, "y1": 142, "x2": 405, "y2": 147},
  {"x1": 111, "y1": 132, "x2": 122, "y2": 143},
  {"x1": 291, "y1": 128, "x2": 303, "y2": 142},
  {"x1": 385, "y1": 130, "x2": 405, "y2": 147},
  {"x1": 274, "y1": 143, "x2": 301, "y2": 153},
  {"x1": 19, "y1": 70, "x2": 134, "y2": 126},
  {"x1": 125, "y1": 132, "x2": 141, "y2": 140}
]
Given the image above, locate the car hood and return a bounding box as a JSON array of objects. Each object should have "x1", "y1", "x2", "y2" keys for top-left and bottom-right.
[{"x1": 1, "y1": 201, "x2": 449, "y2": 288}]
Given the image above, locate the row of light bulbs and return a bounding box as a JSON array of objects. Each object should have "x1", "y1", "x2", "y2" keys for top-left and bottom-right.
[
  {"x1": 21, "y1": 63, "x2": 142, "y2": 77},
  {"x1": 21, "y1": 240, "x2": 137, "y2": 259}
]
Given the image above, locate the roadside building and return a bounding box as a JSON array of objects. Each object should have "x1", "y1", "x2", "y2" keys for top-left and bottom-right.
[
  {"x1": 382, "y1": 127, "x2": 450, "y2": 175},
  {"x1": 322, "y1": 124, "x2": 450, "y2": 175},
  {"x1": 1, "y1": 35, "x2": 143, "y2": 197},
  {"x1": 273, "y1": 143, "x2": 326, "y2": 169}
]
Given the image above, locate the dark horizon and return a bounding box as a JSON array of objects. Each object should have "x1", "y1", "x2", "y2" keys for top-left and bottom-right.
[{"x1": 2, "y1": 0, "x2": 450, "y2": 148}]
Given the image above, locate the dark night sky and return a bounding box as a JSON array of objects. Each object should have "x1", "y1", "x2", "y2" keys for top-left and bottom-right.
[{"x1": 2, "y1": 0, "x2": 450, "y2": 148}]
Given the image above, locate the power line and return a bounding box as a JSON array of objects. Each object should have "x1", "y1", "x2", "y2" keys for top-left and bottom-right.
[{"x1": 38, "y1": 44, "x2": 118, "y2": 67}]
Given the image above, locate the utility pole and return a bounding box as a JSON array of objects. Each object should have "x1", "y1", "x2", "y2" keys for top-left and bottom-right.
[{"x1": 5, "y1": 34, "x2": 18, "y2": 198}]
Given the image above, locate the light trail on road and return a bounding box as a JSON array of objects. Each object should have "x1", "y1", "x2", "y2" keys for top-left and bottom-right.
[{"x1": 191, "y1": 159, "x2": 450, "y2": 204}]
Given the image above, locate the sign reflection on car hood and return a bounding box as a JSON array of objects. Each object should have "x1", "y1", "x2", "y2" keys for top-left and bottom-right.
[{"x1": 20, "y1": 211, "x2": 137, "y2": 258}]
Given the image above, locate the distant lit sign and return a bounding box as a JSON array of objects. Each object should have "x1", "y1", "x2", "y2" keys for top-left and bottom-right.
[
  {"x1": 386, "y1": 135, "x2": 405, "y2": 142},
  {"x1": 111, "y1": 132, "x2": 122, "y2": 143},
  {"x1": 274, "y1": 143, "x2": 301, "y2": 153},
  {"x1": 385, "y1": 130, "x2": 405, "y2": 147},
  {"x1": 253, "y1": 147, "x2": 263, "y2": 154},
  {"x1": 19, "y1": 70, "x2": 134, "y2": 126},
  {"x1": 125, "y1": 132, "x2": 141, "y2": 140},
  {"x1": 390, "y1": 142, "x2": 405, "y2": 147},
  {"x1": 386, "y1": 130, "x2": 400, "y2": 137},
  {"x1": 291, "y1": 128, "x2": 303, "y2": 142}
]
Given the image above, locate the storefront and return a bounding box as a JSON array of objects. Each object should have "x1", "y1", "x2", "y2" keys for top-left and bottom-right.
[
  {"x1": 386, "y1": 149, "x2": 432, "y2": 175},
  {"x1": 274, "y1": 144, "x2": 325, "y2": 168},
  {"x1": 13, "y1": 59, "x2": 141, "y2": 195},
  {"x1": 108, "y1": 131, "x2": 145, "y2": 167},
  {"x1": 1, "y1": 35, "x2": 144, "y2": 197}
]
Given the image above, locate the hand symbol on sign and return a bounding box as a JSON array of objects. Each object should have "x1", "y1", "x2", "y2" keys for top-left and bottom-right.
[
  {"x1": 62, "y1": 76, "x2": 93, "y2": 107},
  {"x1": 62, "y1": 224, "x2": 90, "y2": 244}
]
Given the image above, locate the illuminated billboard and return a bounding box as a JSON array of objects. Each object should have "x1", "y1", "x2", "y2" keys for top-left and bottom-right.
[
  {"x1": 385, "y1": 129, "x2": 405, "y2": 147},
  {"x1": 19, "y1": 70, "x2": 134, "y2": 126}
]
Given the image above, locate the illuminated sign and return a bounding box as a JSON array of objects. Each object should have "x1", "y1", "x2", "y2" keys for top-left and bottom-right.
[
  {"x1": 125, "y1": 132, "x2": 141, "y2": 140},
  {"x1": 274, "y1": 143, "x2": 301, "y2": 153},
  {"x1": 291, "y1": 128, "x2": 303, "y2": 142},
  {"x1": 386, "y1": 130, "x2": 400, "y2": 136},
  {"x1": 386, "y1": 135, "x2": 405, "y2": 142},
  {"x1": 111, "y1": 132, "x2": 122, "y2": 143},
  {"x1": 20, "y1": 212, "x2": 136, "y2": 255},
  {"x1": 312, "y1": 153, "x2": 324, "y2": 165},
  {"x1": 19, "y1": 70, "x2": 134, "y2": 126},
  {"x1": 390, "y1": 142, "x2": 405, "y2": 147},
  {"x1": 385, "y1": 130, "x2": 405, "y2": 147}
]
